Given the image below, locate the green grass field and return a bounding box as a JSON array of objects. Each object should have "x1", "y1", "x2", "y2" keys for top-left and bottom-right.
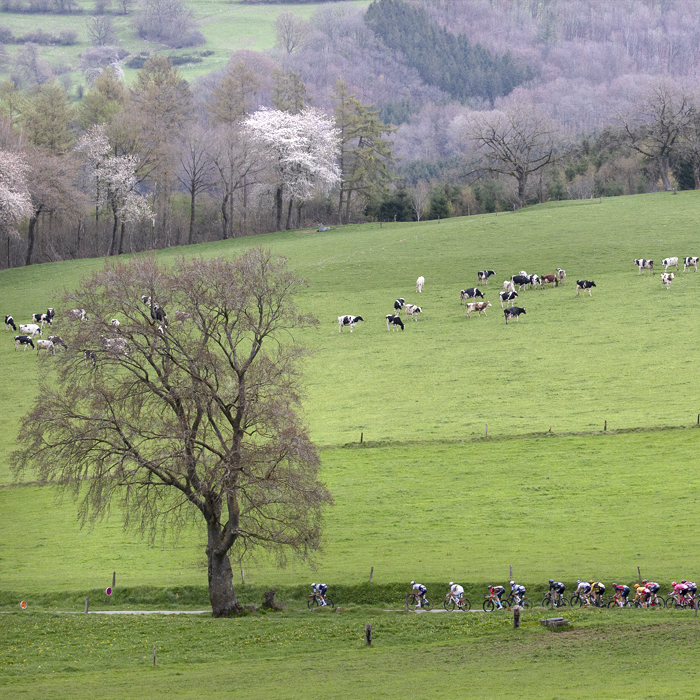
[
  {"x1": 0, "y1": 0, "x2": 370, "y2": 88},
  {"x1": 3, "y1": 193, "x2": 700, "y2": 697}
]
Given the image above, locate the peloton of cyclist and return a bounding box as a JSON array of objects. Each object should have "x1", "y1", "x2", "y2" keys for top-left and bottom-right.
[
  {"x1": 576, "y1": 579, "x2": 592, "y2": 602},
  {"x1": 671, "y1": 581, "x2": 689, "y2": 602},
  {"x1": 411, "y1": 581, "x2": 428, "y2": 608},
  {"x1": 448, "y1": 582, "x2": 465, "y2": 605},
  {"x1": 510, "y1": 580, "x2": 526, "y2": 604},
  {"x1": 548, "y1": 579, "x2": 566, "y2": 604},
  {"x1": 488, "y1": 584, "x2": 506, "y2": 609},
  {"x1": 611, "y1": 583, "x2": 630, "y2": 606},
  {"x1": 311, "y1": 582, "x2": 329, "y2": 606},
  {"x1": 591, "y1": 580, "x2": 606, "y2": 605}
]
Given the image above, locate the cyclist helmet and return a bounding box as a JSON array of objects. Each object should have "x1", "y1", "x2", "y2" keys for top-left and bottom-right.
[
  {"x1": 634, "y1": 584, "x2": 640, "y2": 588},
  {"x1": 510, "y1": 580, "x2": 514, "y2": 585},
  {"x1": 642, "y1": 580, "x2": 647, "y2": 585},
  {"x1": 681, "y1": 579, "x2": 687, "y2": 584},
  {"x1": 672, "y1": 581, "x2": 677, "y2": 586},
  {"x1": 576, "y1": 579, "x2": 581, "y2": 584},
  {"x1": 549, "y1": 579, "x2": 553, "y2": 584},
  {"x1": 613, "y1": 583, "x2": 617, "y2": 587},
  {"x1": 589, "y1": 580, "x2": 594, "y2": 584},
  {"x1": 410, "y1": 581, "x2": 415, "y2": 586},
  {"x1": 449, "y1": 582, "x2": 454, "y2": 587},
  {"x1": 311, "y1": 583, "x2": 316, "y2": 587}
]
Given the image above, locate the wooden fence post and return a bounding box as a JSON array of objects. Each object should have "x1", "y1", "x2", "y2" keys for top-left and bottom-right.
[
  {"x1": 84, "y1": 596, "x2": 89, "y2": 614},
  {"x1": 510, "y1": 564, "x2": 513, "y2": 581},
  {"x1": 360, "y1": 432, "x2": 363, "y2": 444},
  {"x1": 369, "y1": 566, "x2": 373, "y2": 583},
  {"x1": 604, "y1": 420, "x2": 607, "y2": 431},
  {"x1": 637, "y1": 566, "x2": 642, "y2": 584},
  {"x1": 153, "y1": 644, "x2": 156, "y2": 666},
  {"x1": 112, "y1": 571, "x2": 116, "y2": 588},
  {"x1": 485, "y1": 424, "x2": 488, "y2": 438},
  {"x1": 365, "y1": 624, "x2": 372, "y2": 646}
]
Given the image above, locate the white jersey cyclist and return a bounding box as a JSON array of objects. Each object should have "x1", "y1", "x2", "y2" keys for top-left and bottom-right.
[
  {"x1": 311, "y1": 582, "x2": 328, "y2": 605},
  {"x1": 411, "y1": 581, "x2": 428, "y2": 607},
  {"x1": 449, "y1": 582, "x2": 465, "y2": 600}
]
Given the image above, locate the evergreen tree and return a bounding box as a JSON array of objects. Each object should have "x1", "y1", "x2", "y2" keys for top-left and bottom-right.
[
  {"x1": 207, "y1": 61, "x2": 260, "y2": 126},
  {"x1": 21, "y1": 84, "x2": 74, "y2": 154},
  {"x1": 271, "y1": 68, "x2": 308, "y2": 115}
]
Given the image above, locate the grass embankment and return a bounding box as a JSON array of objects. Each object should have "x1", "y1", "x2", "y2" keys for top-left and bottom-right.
[{"x1": 2, "y1": 608, "x2": 699, "y2": 699}]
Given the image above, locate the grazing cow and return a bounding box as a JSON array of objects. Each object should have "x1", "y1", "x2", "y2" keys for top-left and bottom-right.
[
  {"x1": 36, "y1": 339, "x2": 55, "y2": 356},
  {"x1": 19, "y1": 323, "x2": 41, "y2": 337},
  {"x1": 338, "y1": 315, "x2": 364, "y2": 333},
  {"x1": 504, "y1": 307, "x2": 526, "y2": 324},
  {"x1": 499, "y1": 290, "x2": 518, "y2": 308},
  {"x1": 477, "y1": 270, "x2": 495, "y2": 284},
  {"x1": 503, "y1": 280, "x2": 516, "y2": 294},
  {"x1": 460, "y1": 288, "x2": 484, "y2": 304},
  {"x1": 394, "y1": 298, "x2": 405, "y2": 314},
  {"x1": 32, "y1": 312, "x2": 52, "y2": 327},
  {"x1": 511, "y1": 274, "x2": 531, "y2": 291},
  {"x1": 101, "y1": 335, "x2": 130, "y2": 357},
  {"x1": 541, "y1": 274, "x2": 559, "y2": 287},
  {"x1": 5, "y1": 315, "x2": 16, "y2": 331},
  {"x1": 385, "y1": 314, "x2": 405, "y2": 331},
  {"x1": 529, "y1": 274, "x2": 542, "y2": 289},
  {"x1": 662, "y1": 257, "x2": 679, "y2": 272},
  {"x1": 416, "y1": 276, "x2": 425, "y2": 293},
  {"x1": 46, "y1": 308, "x2": 54, "y2": 321},
  {"x1": 404, "y1": 304, "x2": 422, "y2": 321},
  {"x1": 661, "y1": 272, "x2": 675, "y2": 289},
  {"x1": 84, "y1": 350, "x2": 97, "y2": 367},
  {"x1": 465, "y1": 301, "x2": 492, "y2": 318},
  {"x1": 15, "y1": 335, "x2": 35, "y2": 351},
  {"x1": 557, "y1": 268, "x2": 566, "y2": 282},
  {"x1": 684, "y1": 257, "x2": 699, "y2": 272},
  {"x1": 110, "y1": 319, "x2": 120, "y2": 329},
  {"x1": 634, "y1": 259, "x2": 654, "y2": 275},
  {"x1": 47, "y1": 335, "x2": 67, "y2": 350},
  {"x1": 69, "y1": 308, "x2": 88, "y2": 321},
  {"x1": 576, "y1": 280, "x2": 596, "y2": 296}
]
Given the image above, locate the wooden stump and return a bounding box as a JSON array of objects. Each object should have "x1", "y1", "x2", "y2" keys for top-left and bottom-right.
[
  {"x1": 512, "y1": 605, "x2": 523, "y2": 628},
  {"x1": 262, "y1": 590, "x2": 278, "y2": 609},
  {"x1": 365, "y1": 624, "x2": 372, "y2": 646}
]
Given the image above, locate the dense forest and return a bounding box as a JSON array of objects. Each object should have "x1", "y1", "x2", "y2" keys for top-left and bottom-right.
[{"x1": 2, "y1": 0, "x2": 700, "y2": 269}]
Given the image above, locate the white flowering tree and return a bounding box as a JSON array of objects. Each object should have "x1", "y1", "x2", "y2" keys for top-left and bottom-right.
[
  {"x1": 0, "y1": 150, "x2": 33, "y2": 268},
  {"x1": 244, "y1": 108, "x2": 340, "y2": 230},
  {"x1": 75, "y1": 124, "x2": 152, "y2": 256}
]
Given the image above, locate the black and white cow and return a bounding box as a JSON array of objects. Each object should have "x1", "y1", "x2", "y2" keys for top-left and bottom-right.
[
  {"x1": 478, "y1": 270, "x2": 495, "y2": 284},
  {"x1": 69, "y1": 308, "x2": 88, "y2": 321},
  {"x1": 19, "y1": 323, "x2": 41, "y2": 337},
  {"x1": 576, "y1": 280, "x2": 596, "y2": 296},
  {"x1": 504, "y1": 307, "x2": 526, "y2": 324},
  {"x1": 662, "y1": 257, "x2": 679, "y2": 271},
  {"x1": 684, "y1": 257, "x2": 699, "y2": 272},
  {"x1": 511, "y1": 274, "x2": 531, "y2": 291},
  {"x1": 338, "y1": 315, "x2": 364, "y2": 333},
  {"x1": 5, "y1": 315, "x2": 16, "y2": 331},
  {"x1": 32, "y1": 312, "x2": 52, "y2": 327},
  {"x1": 14, "y1": 335, "x2": 35, "y2": 351},
  {"x1": 386, "y1": 314, "x2": 405, "y2": 331},
  {"x1": 499, "y1": 290, "x2": 519, "y2": 308},
  {"x1": 460, "y1": 288, "x2": 484, "y2": 304},
  {"x1": 529, "y1": 274, "x2": 541, "y2": 289},
  {"x1": 404, "y1": 304, "x2": 422, "y2": 321},
  {"x1": 84, "y1": 350, "x2": 97, "y2": 367},
  {"x1": 557, "y1": 268, "x2": 566, "y2": 282},
  {"x1": 47, "y1": 335, "x2": 67, "y2": 350},
  {"x1": 36, "y1": 339, "x2": 55, "y2": 356},
  {"x1": 394, "y1": 298, "x2": 406, "y2": 314},
  {"x1": 634, "y1": 259, "x2": 654, "y2": 275}
]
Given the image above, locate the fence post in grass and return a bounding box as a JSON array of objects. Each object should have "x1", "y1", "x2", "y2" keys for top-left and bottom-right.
[
  {"x1": 369, "y1": 566, "x2": 373, "y2": 583},
  {"x1": 637, "y1": 567, "x2": 642, "y2": 584},
  {"x1": 697, "y1": 413, "x2": 699, "y2": 426},
  {"x1": 241, "y1": 569, "x2": 245, "y2": 585},
  {"x1": 365, "y1": 624, "x2": 372, "y2": 646},
  {"x1": 604, "y1": 420, "x2": 607, "y2": 432},
  {"x1": 405, "y1": 593, "x2": 409, "y2": 612},
  {"x1": 485, "y1": 424, "x2": 488, "y2": 438},
  {"x1": 360, "y1": 432, "x2": 363, "y2": 444},
  {"x1": 153, "y1": 644, "x2": 156, "y2": 666},
  {"x1": 112, "y1": 571, "x2": 116, "y2": 588},
  {"x1": 510, "y1": 564, "x2": 513, "y2": 581},
  {"x1": 85, "y1": 596, "x2": 89, "y2": 614}
]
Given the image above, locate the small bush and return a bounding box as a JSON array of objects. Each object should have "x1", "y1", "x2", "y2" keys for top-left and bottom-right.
[
  {"x1": 167, "y1": 54, "x2": 202, "y2": 65},
  {"x1": 199, "y1": 50, "x2": 214, "y2": 57},
  {"x1": 0, "y1": 26, "x2": 15, "y2": 44},
  {"x1": 58, "y1": 30, "x2": 78, "y2": 46},
  {"x1": 125, "y1": 55, "x2": 147, "y2": 69},
  {"x1": 18, "y1": 29, "x2": 56, "y2": 45}
]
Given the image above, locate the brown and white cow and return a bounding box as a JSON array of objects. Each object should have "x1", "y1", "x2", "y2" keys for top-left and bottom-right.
[
  {"x1": 541, "y1": 274, "x2": 559, "y2": 287},
  {"x1": 661, "y1": 272, "x2": 675, "y2": 289},
  {"x1": 465, "y1": 301, "x2": 492, "y2": 318}
]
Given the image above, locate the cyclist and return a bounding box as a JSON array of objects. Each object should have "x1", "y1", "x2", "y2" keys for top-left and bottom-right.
[
  {"x1": 548, "y1": 579, "x2": 566, "y2": 605},
  {"x1": 634, "y1": 583, "x2": 648, "y2": 606},
  {"x1": 411, "y1": 581, "x2": 428, "y2": 608},
  {"x1": 591, "y1": 580, "x2": 606, "y2": 606},
  {"x1": 611, "y1": 583, "x2": 630, "y2": 606},
  {"x1": 671, "y1": 580, "x2": 689, "y2": 601},
  {"x1": 311, "y1": 582, "x2": 329, "y2": 606},
  {"x1": 510, "y1": 580, "x2": 526, "y2": 604},
  {"x1": 448, "y1": 582, "x2": 465, "y2": 606},
  {"x1": 576, "y1": 579, "x2": 592, "y2": 603},
  {"x1": 643, "y1": 580, "x2": 661, "y2": 606},
  {"x1": 488, "y1": 584, "x2": 506, "y2": 609},
  {"x1": 685, "y1": 580, "x2": 697, "y2": 601}
]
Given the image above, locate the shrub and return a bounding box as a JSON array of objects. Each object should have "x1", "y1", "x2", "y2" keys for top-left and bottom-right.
[
  {"x1": 0, "y1": 26, "x2": 15, "y2": 44},
  {"x1": 58, "y1": 30, "x2": 78, "y2": 45}
]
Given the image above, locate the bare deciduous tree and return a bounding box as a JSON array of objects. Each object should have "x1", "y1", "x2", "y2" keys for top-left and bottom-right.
[
  {"x1": 274, "y1": 11, "x2": 308, "y2": 55},
  {"x1": 0, "y1": 149, "x2": 33, "y2": 268},
  {"x1": 86, "y1": 15, "x2": 117, "y2": 47},
  {"x1": 410, "y1": 180, "x2": 430, "y2": 221},
  {"x1": 467, "y1": 104, "x2": 561, "y2": 208},
  {"x1": 619, "y1": 80, "x2": 694, "y2": 191},
  {"x1": 14, "y1": 249, "x2": 331, "y2": 618}
]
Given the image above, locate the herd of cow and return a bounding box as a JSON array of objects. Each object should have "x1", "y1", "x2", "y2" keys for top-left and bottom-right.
[{"x1": 634, "y1": 256, "x2": 699, "y2": 289}]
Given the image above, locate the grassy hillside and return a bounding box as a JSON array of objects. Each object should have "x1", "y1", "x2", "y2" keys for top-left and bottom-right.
[
  {"x1": 2, "y1": 192, "x2": 700, "y2": 598},
  {"x1": 0, "y1": 0, "x2": 370, "y2": 87}
]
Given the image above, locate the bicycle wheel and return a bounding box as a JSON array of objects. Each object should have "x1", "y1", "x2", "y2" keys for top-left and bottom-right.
[
  {"x1": 325, "y1": 597, "x2": 334, "y2": 608},
  {"x1": 570, "y1": 594, "x2": 582, "y2": 607},
  {"x1": 521, "y1": 598, "x2": 533, "y2": 609},
  {"x1": 407, "y1": 593, "x2": 418, "y2": 610},
  {"x1": 500, "y1": 598, "x2": 511, "y2": 610},
  {"x1": 444, "y1": 597, "x2": 456, "y2": 611},
  {"x1": 542, "y1": 595, "x2": 553, "y2": 609},
  {"x1": 483, "y1": 599, "x2": 496, "y2": 612},
  {"x1": 307, "y1": 596, "x2": 319, "y2": 610},
  {"x1": 422, "y1": 598, "x2": 432, "y2": 611},
  {"x1": 557, "y1": 596, "x2": 569, "y2": 607},
  {"x1": 459, "y1": 598, "x2": 472, "y2": 611}
]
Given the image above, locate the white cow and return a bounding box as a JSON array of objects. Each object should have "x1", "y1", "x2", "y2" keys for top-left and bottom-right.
[{"x1": 416, "y1": 276, "x2": 425, "y2": 293}]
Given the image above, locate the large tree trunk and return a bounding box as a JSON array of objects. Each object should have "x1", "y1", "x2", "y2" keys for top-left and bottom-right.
[
  {"x1": 275, "y1": 186, "x2": 283, "y2": 231},
  {"x1": 694, "y1": 160, "x2": 700, "y2": 190},
  {"x1": 518, "y1": 173, "x2": 528, "y2": 208},
  {"x1": 206, "y1": 519, "x2": 241, "y2": 618},
  {"x1": 221, "y1": 192, "x2": 229, "y2": 240},
  {"x1": 118, "y1": 221, "x2": 126, "y2": 255},
  {"x1": 285, "y1": 198, "x2": 293, "y2": 230},
  {"x1": 26, "y1": 213, "x2": 39, "y2": 266},
  {"x1": 109, "y1": 210, "x2": 119, "y2": 256},
  {"x1": 338, "y1": 188, "x2": 344, "y2": 225},
  {"x1": 658, "y1": 154, "x2": 672, "y2": 190},
  {"x1": 188, "y1": 187, "x2": 196, "y2": 245}
]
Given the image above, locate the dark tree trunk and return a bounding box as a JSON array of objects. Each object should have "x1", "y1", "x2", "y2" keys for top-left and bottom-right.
[
  {"x1": 659, "y1": 154, "x2": 672, "y2": 190},
  {"x1": 242, "y1": 175, "x2": 247, "y2": 237},
  {"x1": 206, "y1": 519, "x2": 241, "y2": 617},
  {"x1": 275, "y1": 186, "x2": 283, "y2": 231},
  {"x1": 188, "y1": 187, "x2": 196, "y2": 245},
  {"x1": 109, "y1": 210, "x2": 119, "y2": 256},
  {"x1": 221, "y1": 192, "x2": 229, "y2": 240},
  {"x1": 518, "y1": 173, "x2": 528, "y2": 208},
  {"x1": 118, "y1": 221, "x2": 125, "y2": 255},
  {"x1": 285, "y1": 198, "x2": 293, "y2": 230},
  {"x1": 338, "y1": 188, "x2": 344, "y2": 225},
  {"x1": 694, "y1": 161, "x2": 700, "y2": 190},
  {"x1": 26, "y1": 213, "x2": 39, "y2": 266},
  {"x1": 345, "y1": 190, "x2": 353, "y2": 222},
  {"x1": 95, "y1": 205, "x2": 99, "y2": 257}
]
